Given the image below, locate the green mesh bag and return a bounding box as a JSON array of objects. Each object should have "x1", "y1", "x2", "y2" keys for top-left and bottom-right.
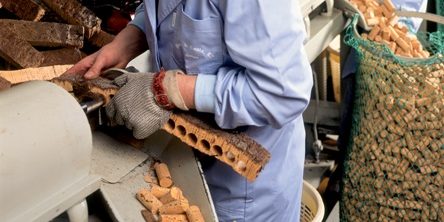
[{"x1": 340, "y1": 15, "x2": 444, "y2": 221}]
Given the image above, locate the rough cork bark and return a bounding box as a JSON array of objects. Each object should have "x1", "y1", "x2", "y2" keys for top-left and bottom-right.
[
  {"x1": 89, "y1": 30, "x2": 115, "y2": 48},
  {"x1": 0, "y1": 0, "x2": 45, "y2": 21},
  {"x1": 51, "y1": 73, "x2": 118, "y2": 105},
  {"x1": 0, "y1": 19, "x2": 84, "y2": 48},
  {"x1": 0, "y1": 76, "x2": 11, "y2": 91},
  {"x1": 41, "y1": 48, "x2": 85, "y2": 66},
  {"x1": 41, "y1": 0, "x2": 101, "y2": 38},
  {"x1": 0, "y1": 31, "x2": 44, "y2": 68}
]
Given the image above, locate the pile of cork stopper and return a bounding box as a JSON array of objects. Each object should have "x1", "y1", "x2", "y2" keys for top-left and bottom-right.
[
  {"x1": 137, "y1": 162, "x2": 205, "y2": 222},
  {"x1": 349, "y1": 0, "x2": 431, "y2": 58}
]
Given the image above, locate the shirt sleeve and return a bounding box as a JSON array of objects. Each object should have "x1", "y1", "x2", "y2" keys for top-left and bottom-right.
[
  {"x1": 129, "y1": 3, "x2": 147, "y2": 34},
  {"x1": 195, "y1": 0, "x2": 313, "y2": 129},
  {"x1": 392, "y1": 0, "x2": 428, "y2": 32}
]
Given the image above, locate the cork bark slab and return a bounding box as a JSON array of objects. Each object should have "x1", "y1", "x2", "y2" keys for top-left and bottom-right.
[
  {"x1": 89, "y1": 30, "x2": 115, "y2": 48},
  {"x1": 0, "y1": 64, "x2": 72, "y2": 84},
  {"x1": 0, "y1": 76, "x2": 11, "y2": 90},
  {"x1": 41, "y1": 48, "x2": 85, "y2": 66},
  {"x1": 51, "y1": 75, "x2": 271, "y2": 181},
  {"x1": 41, "y1": 0, "x2": 101, "y2": 38},
  {"x1": 51, "y1": 73, "x2": 118, "y2": 105},
  {"x1": 0, "y1": 19, "x2": 84, "y2": 48},
  {"x1": 0, "y1": 0, "x2": 45, "y2": 21},
  {"x1": 0, "y1": 31, "x2": 44, "y2": 68}
]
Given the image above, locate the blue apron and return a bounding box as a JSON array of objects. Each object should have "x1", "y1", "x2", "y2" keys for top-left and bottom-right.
[{"x1": 132, "y1": 1, "x2": 313, "y2": 220}]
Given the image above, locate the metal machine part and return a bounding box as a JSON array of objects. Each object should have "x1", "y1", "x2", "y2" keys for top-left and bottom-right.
[
  {"x1": 300, "y1": 0, "x2": 334, "y2": 40},
  {"x1": 0, "y1": 81, "x2": 101, "y2": 222},
  {"x1": 80, "y1": 98, "x2": 104, "y2": 114},
  {"x1": 301, "y1": 0, "x2": 345, "y2": 63}
]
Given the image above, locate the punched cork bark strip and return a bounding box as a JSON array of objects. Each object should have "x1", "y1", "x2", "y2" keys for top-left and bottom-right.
[
  {"x1": 0, "y1": 32, "x2": 44, "y2": 68},
  {"x1": 162, "y1": 112, "x2": 270, "y2": 181},
  {"x1": 41, "y1": 0, "x2": 101, "y2": 38},
  {"x1": 51, "y1": 76, "x2": 271, "y2": 181},
  {"x1": 0, "y1": 65, "x2": 72, "y2": 84},
  {"x1": 0, "y1": 0, "x2": 45, "y2": 21},
  {"x1": 0, "y1": 19, "x2": 84, "y2": 48}
]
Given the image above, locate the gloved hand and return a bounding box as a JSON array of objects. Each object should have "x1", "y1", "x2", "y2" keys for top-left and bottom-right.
[{"x1": 105, "y1": 72, "x2": 171, "y2": 139}]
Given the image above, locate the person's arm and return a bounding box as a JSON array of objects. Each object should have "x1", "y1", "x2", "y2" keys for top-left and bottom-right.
[
  {"x1": 66, "y1": 4, "x2": 148, "y2": 79},
  {"x1": 193, "y1": 0, "x2": 313, "y2": 129},
  {"x1": 129, "y1": 3, "x2": 148, "y2": 34}
]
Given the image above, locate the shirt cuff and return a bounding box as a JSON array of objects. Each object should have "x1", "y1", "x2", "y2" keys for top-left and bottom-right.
[
  {"x1": 195, "y1": 74, "x2": 216, "y2": 113},
  {"x1": 129, "y1": 13, "x2": 146, "y2": 34}
]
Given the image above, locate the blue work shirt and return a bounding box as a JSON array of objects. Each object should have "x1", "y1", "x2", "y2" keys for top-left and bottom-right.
[
  {"x1": 131, "y1": 1, "x2": 313, "y2": 221},
  {"x1": 343, "y1": 0, "x2": 428, "y2": 78}
]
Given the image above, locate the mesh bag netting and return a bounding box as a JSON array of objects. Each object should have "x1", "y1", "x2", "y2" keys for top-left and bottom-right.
[{"x1": 340, "y1": 16, "x2": 444, "y2": 221}]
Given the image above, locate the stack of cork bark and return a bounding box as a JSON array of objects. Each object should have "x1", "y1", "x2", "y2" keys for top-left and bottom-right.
[
  {"x1": 0, "y1": 0, "x2": 114, "y2": 69},
  {"x1": 349, "y1": 0, "x2": 431, "y2": 58},
  {"x1": 138, "y1": 162, "x2": 205, "y2": 222}
]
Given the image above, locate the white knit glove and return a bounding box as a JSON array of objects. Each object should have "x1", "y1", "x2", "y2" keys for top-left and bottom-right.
[{"x1": 105, "y1": 72, "x2": 171, "y2": 139}]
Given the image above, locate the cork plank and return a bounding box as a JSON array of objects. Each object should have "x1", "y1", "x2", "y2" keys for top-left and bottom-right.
[
  {"x1": 0, "y1": 76, "x2": 11, "y2": 90},
  {"x1": 89, "y1": 30, "x2": 115, "y2": 48},
  {"x1": 41, "y1": 0, "x2": 101, "y2": 38},
  {"x1": 0, "y1": 19, "x2": 84, "y2": 48},
  {"x1": 0, "y1": 64, "x2": 72, "y2": 84},
  {"x1": 51, "y1": 73, "x2": 118, "y2": 105},
  {"x1": 0, "y1": 0, "x2": 45, "y2": 21},
  {"x1": 41, "y1": 48, "x2": 85, "y2": 66},
  {"x1": 0, "y1": 31, "x2": 43, "y2": 68}
]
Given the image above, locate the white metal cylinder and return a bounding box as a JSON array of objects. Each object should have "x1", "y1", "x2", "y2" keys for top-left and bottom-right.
[{"x1": 0, "y1": 81, "x2": 92, "y2": 222}]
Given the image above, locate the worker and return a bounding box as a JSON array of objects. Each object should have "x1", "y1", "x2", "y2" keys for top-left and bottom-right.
[{"x1": 67, "y1": 1, "x2": 313, "y2": 221}]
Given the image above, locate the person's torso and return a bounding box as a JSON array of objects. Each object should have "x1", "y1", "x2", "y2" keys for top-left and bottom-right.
[
  {"x1": 141, "y1": 1, "x2": 306, "y2": 220},
  {"x1": 143, "y1": 0, "x2": 227, "y2": 74}
]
